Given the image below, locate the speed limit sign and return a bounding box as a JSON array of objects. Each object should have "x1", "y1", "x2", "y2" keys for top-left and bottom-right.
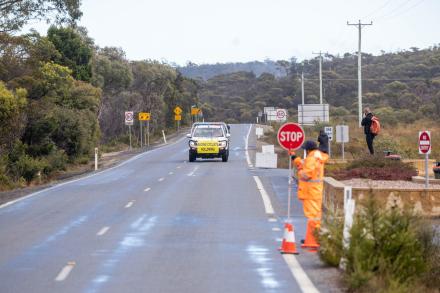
[{"x1": 125, "y1": 111, "x2": 134, "y2": 125}]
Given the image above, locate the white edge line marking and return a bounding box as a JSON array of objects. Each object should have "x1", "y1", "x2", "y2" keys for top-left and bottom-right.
[
  {"x1": 245, "y1": 124, "x2": 252, "y2": 167},
  {"x1": 97, "y1": 226, "x2": 110, "y2": 236},
  {"x1": 283, "y1": 255, "x2": 320, "y2": 293},
  {"x1": 55, "y1": 262, "x2": 75, "y2": 281},
  {"x1": 252, "y1": 176, "x2": 275, "y2": 214},
  {"x1": 125, "y1": 201, "x2": 134, "y2": 208},
  {"x1": 0, "y1": 136, "x2": 187, "y2": 210},
  {"x1": 144, "y1": 187, "x2": 151, "y2": 192},
  {"x1": 252, "y1": 166, "x2": 319, "y2": 293}
]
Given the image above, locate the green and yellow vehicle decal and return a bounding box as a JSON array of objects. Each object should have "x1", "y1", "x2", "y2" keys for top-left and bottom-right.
[{"x1": 196, "y1": 141, "x2": 219, "y2": 154}]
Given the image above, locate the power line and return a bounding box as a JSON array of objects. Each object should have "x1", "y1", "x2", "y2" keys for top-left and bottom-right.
[
  {"x1": 362, "y1": 0, "x2": 394, "y2": 19},
  {"x1": 378, "y1": 0, "x2": 426, "y2": 22},
  {"x1": 374, "y1": 0, "x2": 417, "y2": 21}
]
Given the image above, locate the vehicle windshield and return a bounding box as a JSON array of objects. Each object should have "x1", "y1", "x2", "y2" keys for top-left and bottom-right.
[{"x1": 193, "y1": 127, "x2": 224, "y2": 137}]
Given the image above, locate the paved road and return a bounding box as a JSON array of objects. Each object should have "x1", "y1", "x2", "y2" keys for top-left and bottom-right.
[{"x1": 0, "y1": 124, "x2": 324, "y2": 293}]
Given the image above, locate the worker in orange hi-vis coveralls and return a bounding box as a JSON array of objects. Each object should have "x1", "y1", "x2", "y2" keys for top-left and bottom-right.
[{"x1": 291, "y1": 140, "x2": 329, "y2": 250}]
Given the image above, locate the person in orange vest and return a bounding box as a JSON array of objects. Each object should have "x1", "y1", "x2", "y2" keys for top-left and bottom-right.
[{"x1": 290, "y1": 140, "x2": 329, "y2": 250}]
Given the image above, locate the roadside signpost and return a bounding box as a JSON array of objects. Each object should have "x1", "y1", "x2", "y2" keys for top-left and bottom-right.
[
  {"x1": 277, "y1": 122, "x2": 305, "y2": 223},
  {"x1": 419, "y1": 131, "x2": 431, "y2": 188},
  {"x1": 125, "y1": 111, "x2": 134, "y2": 149},
  {"x1": 276, "y1": 109, "x2": 287, "y2": 122},
  {"x1": 139, "y1": 112, "x2": 150, "y2": 148},
  {"x1": 139, "y1": 112, "x2": 151, "y2": 148},
  {"x1": 191, "y1": 107, "x2": 200, "y2": 123},
  {"x1": 324, "y1": 126, "x2": 333, "y2": 157},
  {"x1": 174, "y1": 106, "x2": 182, "y2": 131},
  {"x1": 336, "y1": 125, "x2": 349, "y2": 160}
]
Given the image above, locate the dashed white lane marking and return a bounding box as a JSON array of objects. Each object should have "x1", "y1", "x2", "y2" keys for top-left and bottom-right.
[
  {"x1": 55, "y1": 261, "x2": 76, "y2": 281},
  {"x1": 169, "y1": 171, "x2": 174, "y2": 175},
  {"x1": 268, "y1": 218, "x2": 278, "y2": 222},
  {"x1": 125, "y1": 201, "x2": 134, "y2": 208},
  {"x1": 97, "y1": 226, "x2": 110, "y2": 236},
  {"x1": 158, "y1": 177, "x2": 165, "y2": 182},
  {"x1": 0, "y1": 136, "x2": 187, "y2": 210},
  {"x1": 253, "y1": 176, "x2": 275, "y2": 215},
  {"x1": 144, "y1": 187, "x2": 151, "y2": 192},
  {"x1": 187, "y1": 166, "x2": 199, "y2": 176},
  {"x1": 176, "y1": 166, "x2": 181, "y2": 169},
  {"x1": 244, "y1": 124, "x2": 253, "y2": 167},
  {"x1": 283, "y1": 255, "x2": 320, "y2": 293},
  {"x1": 272, "y1": 227, "x2": 281, "y2": 232}
]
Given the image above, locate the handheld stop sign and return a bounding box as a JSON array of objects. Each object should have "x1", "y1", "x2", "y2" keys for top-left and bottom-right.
[
  {"x1": 277, "y1": 122, "x2": 305, "y2": 151},
  {"x1": 277, "y1": 123, "x2": 305, "y2": 223}
]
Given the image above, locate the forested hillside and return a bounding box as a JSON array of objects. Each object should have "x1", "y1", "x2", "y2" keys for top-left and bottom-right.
[
  {"x1": 0, "y1": 1, "x2": 199, "y2": 190},
  {"x1": 179, "y1": 60, "x2": 287, "y2": 80},
  {"x1": 197, "y1": 48, "x2": 440, "y2": 124}
]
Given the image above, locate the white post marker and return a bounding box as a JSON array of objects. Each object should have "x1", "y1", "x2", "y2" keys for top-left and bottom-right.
[
  {"x1": 419, "y1": 131, "x2": 431, "y2": 188},
  {"x1": 94, "y1": 147, "x2": 98, "y2": 171},
  {"x1": 340, "y1": 186, "x2": 355, "y2": 271},
  {"x1": 162, "y1": 130, "x2": 167, "y2": 144}
]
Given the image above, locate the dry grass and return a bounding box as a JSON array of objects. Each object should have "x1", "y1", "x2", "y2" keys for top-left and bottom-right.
[{"x1": 260, "y1": 118, "x2": 440, "y2": 163}]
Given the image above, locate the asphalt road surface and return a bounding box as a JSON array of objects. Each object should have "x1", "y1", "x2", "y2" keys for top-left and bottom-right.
[{"x1": 0, "y1": 124, "x2": 329, "y2": 293}]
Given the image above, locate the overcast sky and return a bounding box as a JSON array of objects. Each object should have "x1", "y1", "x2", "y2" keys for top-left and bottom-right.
[{"x1": 26, "y1": 0, "x2": 440, "y2": 65}]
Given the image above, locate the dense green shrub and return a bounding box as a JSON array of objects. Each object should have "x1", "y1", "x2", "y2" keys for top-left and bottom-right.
[
  {"x1": 319, "y1": 198, "x2": 440, "y2": 292},
  {"x1": 318, "y1": 207, "x2": 344, "y2": 267},
  {"x1": 12, "y1": 155, "x2": 43, "y2": 183}
]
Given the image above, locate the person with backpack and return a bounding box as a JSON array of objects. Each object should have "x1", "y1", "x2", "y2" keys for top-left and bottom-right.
[{"x1": 361, "y1": 107, "x2": 380, "y2": 154}]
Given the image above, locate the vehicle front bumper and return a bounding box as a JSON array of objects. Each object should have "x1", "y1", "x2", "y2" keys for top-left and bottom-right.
[{"x1": 189, "y1": 147, "x2": 228, "y2": 158}]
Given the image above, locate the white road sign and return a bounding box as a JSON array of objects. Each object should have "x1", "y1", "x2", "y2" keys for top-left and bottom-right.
[
  {"x1": 298, "y1": 104, "x2": 329, "y2": 125},
  {"x1": 324, "y1": 126, "x2": 333, "y2": 141},
  {"x1": 276, "y1": 109, "x2": 287, "y2": 122},
  {"x1": 419, "y1": 131, "x2": 431, "y2": 155},
  {"x1": 336, "y1": 125, "x2": 349, "y2": 143},
  {"x1": 125, "y1": 111, "x2": 134, "y2": 126}
]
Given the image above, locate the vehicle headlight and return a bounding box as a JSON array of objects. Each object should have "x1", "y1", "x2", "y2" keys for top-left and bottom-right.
[
  {"x1": 189, "y1": 140, "x2": 197, "y2": 147},
  {"x1": 218, "y1": 140, "x2": 227, "y2": 148}
]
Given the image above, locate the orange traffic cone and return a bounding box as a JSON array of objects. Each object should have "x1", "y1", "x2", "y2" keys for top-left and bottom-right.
[
  {"x1": 301, "y1": 220, "x2": 320, "y2": 251},
  {"x1": 280, "y1": 222, "x2": 299, "y2": 255}
]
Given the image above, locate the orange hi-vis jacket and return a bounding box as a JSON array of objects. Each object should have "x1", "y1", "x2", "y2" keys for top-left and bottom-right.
[{"x1": 293, "y1": 150, "x2": 329, "y2": 200}]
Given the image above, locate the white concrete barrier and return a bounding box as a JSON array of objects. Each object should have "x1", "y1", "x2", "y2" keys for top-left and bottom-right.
[{"x1": 256, "y1": 152, "x2": 277, "y2": 168}]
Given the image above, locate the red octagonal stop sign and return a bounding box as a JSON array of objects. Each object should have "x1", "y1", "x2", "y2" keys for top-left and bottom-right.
[{"x1": 277, "y1": 123, "x2": 305, "y2": 151}]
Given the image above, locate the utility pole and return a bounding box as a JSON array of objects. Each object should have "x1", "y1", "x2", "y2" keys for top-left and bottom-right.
[
  {"x1": 301, "y1": 71, "x2": 305, "y2": 105},
  {"x1": 347, "y1": 20, "x2": 373, "y2": 127},
  {"x1": 312, "y1": 51, "x2": 324, "y2": 104}
]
